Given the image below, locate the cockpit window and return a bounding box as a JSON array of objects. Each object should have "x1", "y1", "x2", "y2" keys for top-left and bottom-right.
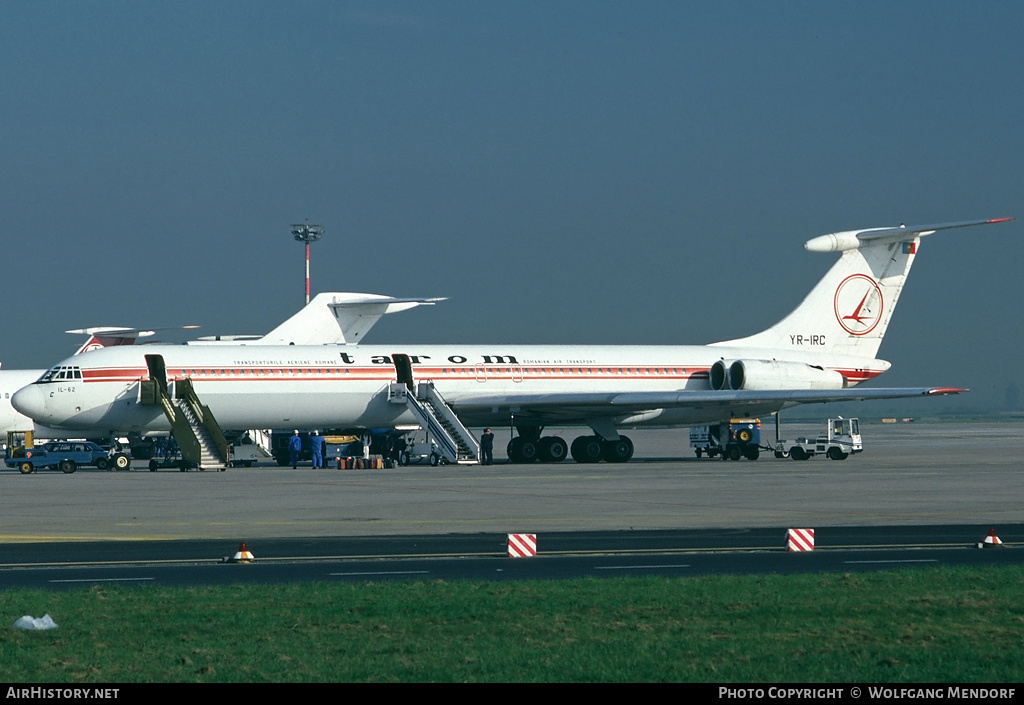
[{"x1": 39, "y1": 365, "x2": 82, "y2": 382}]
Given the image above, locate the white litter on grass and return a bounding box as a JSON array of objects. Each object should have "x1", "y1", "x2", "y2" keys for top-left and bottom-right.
[{"x1": 13, "y1": 614, "x2": 58, "y2": 630}]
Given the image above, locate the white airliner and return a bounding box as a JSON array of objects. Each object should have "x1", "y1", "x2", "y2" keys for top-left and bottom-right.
[
  {"x1": 0, "y1": 293, "x2": 440, "y2": 443},
  {"x1": 12, "y1": 218, "x2": 1012, "y2": 464}
]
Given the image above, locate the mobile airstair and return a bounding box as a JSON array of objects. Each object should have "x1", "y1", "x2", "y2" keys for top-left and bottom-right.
[
  {"x1": 139, "y1": 355, "x2": 230, "y2": 470},
  {"x1": 388, "y1": 381, "x2": 479, "y2": 464}
]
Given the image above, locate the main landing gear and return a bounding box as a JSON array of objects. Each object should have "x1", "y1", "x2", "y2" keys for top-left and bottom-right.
[{"x1": 506, "y1": 427, "x2": 634, "y2": 464}]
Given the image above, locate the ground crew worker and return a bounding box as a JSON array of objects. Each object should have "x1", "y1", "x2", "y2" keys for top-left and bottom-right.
[
  {"x1": 289, "y1": 430, "x2": 302, "y2": 468},
  {"x1": 480, "y1": 428, "x2": 494, "y2": 465},
  {"x1": 310, "y1": 430, "x2": 325, "y2": 469}
]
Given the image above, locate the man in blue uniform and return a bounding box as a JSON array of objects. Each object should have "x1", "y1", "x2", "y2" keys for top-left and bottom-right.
[
  {"x1": 310, "y1": 430, "x2": 326, "y2": 469},
  {"x1": 289, "y1": 430, "x2": 302, "y2": 469}
]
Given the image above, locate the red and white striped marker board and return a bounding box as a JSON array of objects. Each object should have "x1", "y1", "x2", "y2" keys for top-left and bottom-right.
[
  {"x1": 786, "y1": 528, "x2": 815, "y2": 552},
  {"x1": 507, "y1": 533, "x2": 537, "y2": 558}
]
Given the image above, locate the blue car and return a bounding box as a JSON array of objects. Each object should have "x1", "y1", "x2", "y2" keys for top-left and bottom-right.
[{"x1": 6, "y1": 441, "x2": 112, "y2": 474}]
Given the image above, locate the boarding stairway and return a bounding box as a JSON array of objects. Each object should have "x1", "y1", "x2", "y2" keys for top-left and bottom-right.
[
  {"x1": 389, "y1": 382, "x2": 479, "y2": 464},
  {"x1": 139, "y1": 375, "x2": 230, "y2": 470}
]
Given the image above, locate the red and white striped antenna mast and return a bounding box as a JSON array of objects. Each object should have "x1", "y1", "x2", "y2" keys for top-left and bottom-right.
[{"x1": 290, "y1": 218, "x2": 324, "y2": 305}]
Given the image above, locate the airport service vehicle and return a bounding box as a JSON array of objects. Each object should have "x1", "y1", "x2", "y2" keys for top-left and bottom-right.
[
  {"x1": 6, "y1": 441, "x2": 113, "y2": 474},
  {"x1": 774, "y1": 417, "x2": 862, "y2": 460},
  {"x1": 13, "y1": 218, "x2": 1011, "y2": 466},
  {"x1": 398, "y1": 433, "x2": 446, "y2": 466},
  {"x1": 690, "y1": 418, "x2": 762, "y2": 460},
  {"x1": 229, "y1": 434, "x2": 271, "y2": 467}
]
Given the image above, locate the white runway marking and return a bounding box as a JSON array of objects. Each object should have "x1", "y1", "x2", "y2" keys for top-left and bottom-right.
[
  {"x1": 595, "y1": 564, "x2": 691, "y2": 570},
  {"x1": 49, "y1": 577, "x2": 156, "y2": 583},
  {"x1": 329, "y1": 570, "x2": 430, "y2": 577}
]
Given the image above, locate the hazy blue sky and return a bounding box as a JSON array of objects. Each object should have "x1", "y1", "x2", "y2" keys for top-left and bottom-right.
[{"x1": 1, "y1": 2, "x2": 1021, "y2": 412}]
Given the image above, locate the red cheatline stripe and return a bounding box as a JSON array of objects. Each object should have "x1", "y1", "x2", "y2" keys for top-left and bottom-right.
[{"x1": 78, "y1": 369, "x2": 704, "y2": 383}]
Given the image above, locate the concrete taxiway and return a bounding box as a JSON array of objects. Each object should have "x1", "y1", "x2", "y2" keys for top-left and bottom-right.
[{"x1": 1, "y1": 421, "x2": 1021, "y2": 542}]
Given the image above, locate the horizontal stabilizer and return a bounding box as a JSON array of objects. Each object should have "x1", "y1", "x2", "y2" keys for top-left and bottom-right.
[{"x1": 805, "y1": 217, "x2": 1013, "y2": 253}]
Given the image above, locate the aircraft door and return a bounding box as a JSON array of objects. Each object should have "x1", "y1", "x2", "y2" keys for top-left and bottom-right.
[
  {"x1": 145, "y1": 355, "x2": 169, "y2": 395},
  {"x1": 392, "y1": 353, "x2": 415, "y2": 391}
]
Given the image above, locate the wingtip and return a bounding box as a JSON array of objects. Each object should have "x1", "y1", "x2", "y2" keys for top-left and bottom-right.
[
  {"x1": 926, "y1": 387, "x2": 968, "y2": 395},
  {"x1": 987, "y1": 217, "x2": 1014, "y2": 224}
]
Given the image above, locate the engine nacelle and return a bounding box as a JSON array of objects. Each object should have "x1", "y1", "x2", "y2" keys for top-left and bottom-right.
[
  {"x1": 709, "y1": 359, "x2": 734, "y2": 391},
  {"x1": 726, "y1": 359, "x2": 846, "y2": 391}
]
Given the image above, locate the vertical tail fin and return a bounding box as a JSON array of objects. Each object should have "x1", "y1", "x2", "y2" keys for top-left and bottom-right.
[
  {"x1": 712, "y1": 218, "x2": 1013, "y2": 358},
  {"x1": 257, "y1": 293, "x2": 446, "y2": 345}
]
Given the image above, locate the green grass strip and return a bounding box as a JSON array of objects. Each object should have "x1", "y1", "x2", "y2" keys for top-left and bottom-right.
[{"x1": 2, "y1": 565, "x2": 1023, "y2": 682}]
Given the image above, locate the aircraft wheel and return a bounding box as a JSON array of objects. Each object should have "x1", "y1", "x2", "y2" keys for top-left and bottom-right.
[
  {"x1": 570, "y1": 436, "x2": 601, "y2": 463},
  {"x1": 507, "y1": 438, "x2": 522, "y2": 463},
  {"x1": 19, "y1": 462, "x2": 33, "y2": 474},
  {"x1": 570, "y1": 436, "x2": 585, "y2": 462},
  {"x1": 112, "y1": 453, "x2": 131, "y2": 471},
  {"x1": 539, "y1": 436, "x2": 567, "y2": 463},
  {"x1": 60, "y1": 460, "x2": 76, "y2": 474},
  {"x1": 603, "y1": 436, "x2": 634, "y2": 463},
  {"x1": 518, "y1": 440, "x2": 539, "y2": 463},
  {"x1": 827, "y1": 447, "x2": 848, "y2": 461}
]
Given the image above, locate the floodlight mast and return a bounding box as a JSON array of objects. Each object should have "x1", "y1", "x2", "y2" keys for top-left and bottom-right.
[{"x1": 290, "y1": 219, "x2": 324, "y2": 305}]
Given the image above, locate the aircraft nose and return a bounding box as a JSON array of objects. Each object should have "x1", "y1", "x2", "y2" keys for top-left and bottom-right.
[{"x1": 12, "y1": 385, "x2": 48, "y2": 422}]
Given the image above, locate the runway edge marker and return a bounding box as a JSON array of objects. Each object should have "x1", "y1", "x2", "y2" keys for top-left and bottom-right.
[
  {"x1": 507, "y1": 534, "x2": 537, "y2": 558},
  {"x1": 786, "y1": 528, "x2": 815, "y2": 552},
  {"x1": 226, "y1": 542, "x2": 255, "y2": 563},
  {"x1": 977, "y1": 528, "x2": 1003, "y2": 549}
]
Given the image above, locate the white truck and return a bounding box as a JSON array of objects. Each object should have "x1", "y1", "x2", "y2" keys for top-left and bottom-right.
[{"x1": 774, "y1": 417, "x2": 862, "y2": 461}]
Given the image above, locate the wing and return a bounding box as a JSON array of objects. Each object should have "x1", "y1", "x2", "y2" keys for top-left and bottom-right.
[{"x1": 447, "y1": 387, "x2": 965, "y2": 427}]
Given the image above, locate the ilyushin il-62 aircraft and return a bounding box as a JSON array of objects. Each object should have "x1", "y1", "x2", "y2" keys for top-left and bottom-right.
[{"x1": 12, "y1": 218, "x2": 1012, "y2": 466}]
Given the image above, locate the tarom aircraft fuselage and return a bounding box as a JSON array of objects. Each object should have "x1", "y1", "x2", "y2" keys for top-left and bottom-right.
[{"x1": 10, "y1": 342, "x2": 890, "y2": 432}]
